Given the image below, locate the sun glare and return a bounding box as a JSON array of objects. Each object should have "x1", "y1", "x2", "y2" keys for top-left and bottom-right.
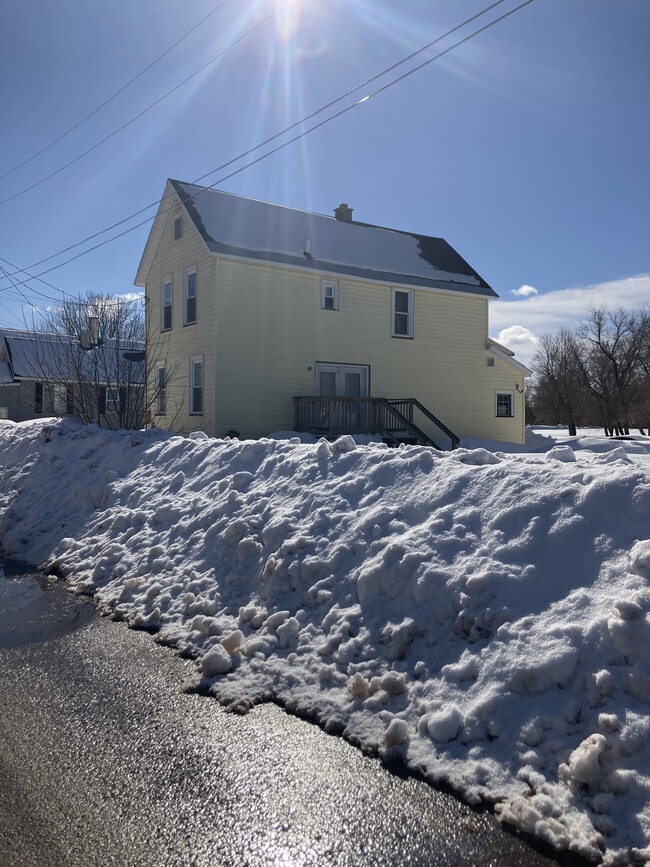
[{"x1": 275, "y1": 0, "x2": 304, "y2": 43}]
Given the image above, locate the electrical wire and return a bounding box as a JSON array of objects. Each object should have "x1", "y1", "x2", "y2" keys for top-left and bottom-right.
[
  {"x1": 0, "y1": 10, "x2": 275, "y2": 206},
  {"x1": 4, "y1": 0, "x2": 535, "y2": 292},
  {"x1": 4, "y1": 0, "x2": 521, "y2": 280},
  {"x1": 0, "y1": 0, "x2": 234, "y2": 183}
]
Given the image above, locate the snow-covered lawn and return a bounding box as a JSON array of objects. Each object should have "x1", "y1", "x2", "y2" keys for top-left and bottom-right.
[{"x1": 1, "y1": 418, "x2": 650, "y2": 865}]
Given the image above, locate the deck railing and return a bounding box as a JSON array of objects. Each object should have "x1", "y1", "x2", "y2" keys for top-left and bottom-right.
[{"x1": 293, "y1": 396, "x2": 459, "y2": 449}]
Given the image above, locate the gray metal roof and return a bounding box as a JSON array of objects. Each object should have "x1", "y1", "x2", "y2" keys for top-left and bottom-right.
[
  {"x1": 169, "y1": 180, "x2": 497, "y2": 298},
  {"x1": 0, "y1": 329, "x2": 145, "y2": 384}
]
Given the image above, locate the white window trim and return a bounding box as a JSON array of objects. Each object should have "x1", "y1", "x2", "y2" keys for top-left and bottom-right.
[
  {"x1": 155, "y1": 362, "x2": 166, "y2": 415},
  {"x1": 162, "y1": 275, "x2": 173, "y2": 332},
  {"x1": 321, "y1": 279, "x2": 339, "y2": 311},
  {"x1": 391, "y1": 288, "x2": 414, "y2": 339},
  {"x1": 105, "y1": 388, "x2": 119, "y2": 414},
  {"x1": 495, "y1": 390, "x2": 514, "y2": 418},
  {"x1": 184, "y1": 266, "x2": 198, "y2": 326},
  {"x1": 190, "y1": 355, "x2": 204, "y2": 416}
]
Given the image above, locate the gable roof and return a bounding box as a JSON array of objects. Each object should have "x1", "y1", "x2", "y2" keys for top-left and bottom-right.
[
  {"x1": 0, "y1": 328, "x2": 145, "y2": 384},
  {"x1": 135, "y1": 179, "x2": 497, "y2": 298},
  {"x1": 487, "y1": 337, "x2": 533, "y2": 376}
]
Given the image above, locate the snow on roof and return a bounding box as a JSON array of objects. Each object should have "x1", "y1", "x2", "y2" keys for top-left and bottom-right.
[
  {"x1": 168, "y1": 180, "x2": 497, "y2": 297},
  {"x1": 0, "y1": 329, "x2": 145, "y2": 384},
  {"x1": 487, "y1": 338, "x2": 533, "y2": 376},
  {"x1": 2, "y1": 419, "x2": 650, "y2": 864}
]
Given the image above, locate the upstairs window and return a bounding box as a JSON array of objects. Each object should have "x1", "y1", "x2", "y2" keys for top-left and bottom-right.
[
  {"x1": 321, "y1": 279, "x2": 339, "y2": 310},
  {"x1": 184, "y1": 267, "x2": 197, "y2": 325},
  {"x1": 496, "y1": 391, "x2": 514, "y2": 417},
  {"x1": 392, "y1": 288, "x2": 413, "y2": 338},
  {"x1": 174, "y1": 215, "x2": 182, "y2": 241},
  {"x1": 162, "y1": 276, "x2": 173, "y2": 331},
  {"x1": 190, "y1": 355, "x2": 204, "y2": 415}
]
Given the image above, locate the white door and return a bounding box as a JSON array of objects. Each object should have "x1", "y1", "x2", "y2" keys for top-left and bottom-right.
[
  {"x1": 315, "y1": 363, "x2": 369, "y2": 398},
  {"x1": 315, "y1": 363, "x2": 369, "y2": 432}
]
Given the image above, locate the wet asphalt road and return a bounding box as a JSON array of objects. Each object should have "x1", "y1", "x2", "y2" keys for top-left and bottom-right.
[{"x1": 0, "y1": 560, "x2": 585, "y2": 867}]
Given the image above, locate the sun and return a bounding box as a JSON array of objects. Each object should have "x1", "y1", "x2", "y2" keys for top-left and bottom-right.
[{"x1": 275, "y1": 0, "x2": 305, "y2": 43}]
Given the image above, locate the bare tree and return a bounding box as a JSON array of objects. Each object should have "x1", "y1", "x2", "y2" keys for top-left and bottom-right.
[
  {"x1": 532, "y1": 329, "x2": 586, "y2": 436},
  {"x1": 28, "y1": 293, "x2": 175, "y2": 430},
  {"x1": 576, "y1": 306, "x2": 649, "y2": 436}
]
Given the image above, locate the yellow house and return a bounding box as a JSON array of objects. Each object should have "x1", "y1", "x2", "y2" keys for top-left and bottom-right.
[{"x1": 135, "y1": 180, "x2": 530, "y2": 446}]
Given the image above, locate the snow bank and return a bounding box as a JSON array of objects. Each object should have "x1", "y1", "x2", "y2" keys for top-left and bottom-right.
[{"x1": 2, "y1": 418, "x2": 650, "y2": 864}]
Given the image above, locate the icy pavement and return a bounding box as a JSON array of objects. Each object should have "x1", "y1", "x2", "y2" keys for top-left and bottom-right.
[{"x1": 1, "y1": 418, "x2": 649, "y2": 865}]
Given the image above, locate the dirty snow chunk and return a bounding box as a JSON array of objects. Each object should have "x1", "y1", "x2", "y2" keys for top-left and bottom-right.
[
  {"x1": 426, "y1": 706, "x2": 464, "y2": 743},
  {"x1": 348, "y1": 673, "x2": 370, "y2": 698},
  {"x1": 560, "y1": 734, "x2": 607, "y2": 788},
  {"x1": 545, "y1": 445, "x2": 576, "y2": 463},
  {"x1": 202, "y1": 645, "x2": 233, "y2": 676},
  {"x1": 188, "y1": 431, "x2": 209, "y2": 441},
  {"x1": 221, "y1": 630, "x2": 244, "y2": 655},
  {"x1": 330, "y1": 435, "x2": 357, "y2": 454},
  {"x1": 451, "y1": 448, "x2": 500, "y2": 465},
  {"x1": 264, "y1": 610, "x2": 291, "y2": 630},
  {"x1": 629, "y1": 540, "x2": 650, "y2": 578},
  {"x1": 380, "y1": 671, "x2": 408, "y2": 698},
  {"x1": 277, "y1": 616, "x2": 300, "y2": 647},
  {"x1": 384, "y1": 718, "x2": 409, "y2": 747}
]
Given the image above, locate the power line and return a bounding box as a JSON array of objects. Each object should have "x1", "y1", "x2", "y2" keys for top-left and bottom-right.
[
  {"x1": 0, "y1": 256, "x2": 76, "y2": 303},
  {"x1": 0, "y1": 256, "x2": 139, "y2": 310},
  {"x1": 4, "y1": 0, "x2": 518, "y2": 280},
  {"x1": 0, "y1": 0, "x2": 233, "y2": 183},
  {"x1": 5, "y1": 0, "x2": 535, "y2": 291},
  {"x1": 0, "y1": 9, "x2": 275, "y2": 206}
]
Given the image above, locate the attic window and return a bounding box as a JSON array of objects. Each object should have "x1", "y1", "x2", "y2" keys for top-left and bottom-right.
[
  {"x1": 174, "y1": 216, "x2": 183, "y2": 241},
  {"x1": 487, "y1": 357, "x2": 495, "y2": 367}
]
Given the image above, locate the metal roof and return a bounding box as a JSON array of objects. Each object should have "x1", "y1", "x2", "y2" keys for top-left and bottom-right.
[
  {"x1": 139, "y1": 180, "x2": 497, "y2": 298},
  {"x1": 0, "y1": 329, "x2": 145, "y2": 384}
]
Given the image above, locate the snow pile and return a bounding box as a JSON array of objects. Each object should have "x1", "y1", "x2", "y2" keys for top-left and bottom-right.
[{"x1": 1, "y1": 418, "x2": 650, "y2": 864}]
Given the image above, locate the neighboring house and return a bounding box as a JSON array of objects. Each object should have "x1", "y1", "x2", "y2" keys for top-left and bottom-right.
[
  {"x1": 0, "y1": 328, "x2": 145, "y2": 429},
  {"x1": 135, "y1": 179, "x2": 531, "y2": 446}
]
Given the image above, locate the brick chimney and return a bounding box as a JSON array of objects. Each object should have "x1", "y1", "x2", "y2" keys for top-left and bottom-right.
[{"x1": 334, "y1": 203, "x2": 353, "y2": 222}]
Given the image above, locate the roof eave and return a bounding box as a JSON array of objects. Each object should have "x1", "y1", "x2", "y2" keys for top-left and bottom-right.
[
  {"x1": 134, "y1": 180, "x2": 177, "y2": 287},
  {"x1": 488, "y1": 342, "x2": 533, "y2": 376}
]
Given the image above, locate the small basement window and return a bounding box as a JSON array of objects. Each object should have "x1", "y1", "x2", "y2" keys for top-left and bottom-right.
[{"x1": 496, "y1": 391, "x2": 514, "y2": 417}]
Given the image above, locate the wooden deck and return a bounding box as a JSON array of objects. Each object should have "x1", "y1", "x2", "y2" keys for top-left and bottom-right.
[{"x1": 293, "y1": 396, "x2": 459, "y2": 449}]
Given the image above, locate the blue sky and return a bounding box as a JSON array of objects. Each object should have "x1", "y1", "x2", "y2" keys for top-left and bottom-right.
[{"x1": 1, "y1": 0, "x2": 648, "y2": 363}]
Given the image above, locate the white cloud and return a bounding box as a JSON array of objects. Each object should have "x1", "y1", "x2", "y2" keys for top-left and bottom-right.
[
  {"x1": 510, "y1": 284, "x2": 538, "y2": 297},
  {"x1": 496, "y1": 325, "x2": 541, "y2": 366},
  {"x1": 114, "y1": 291, "x2": 144, "y2": 304},
  {"x1": 490, "y1": 274, "x2": 650, "y2": 368}
]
